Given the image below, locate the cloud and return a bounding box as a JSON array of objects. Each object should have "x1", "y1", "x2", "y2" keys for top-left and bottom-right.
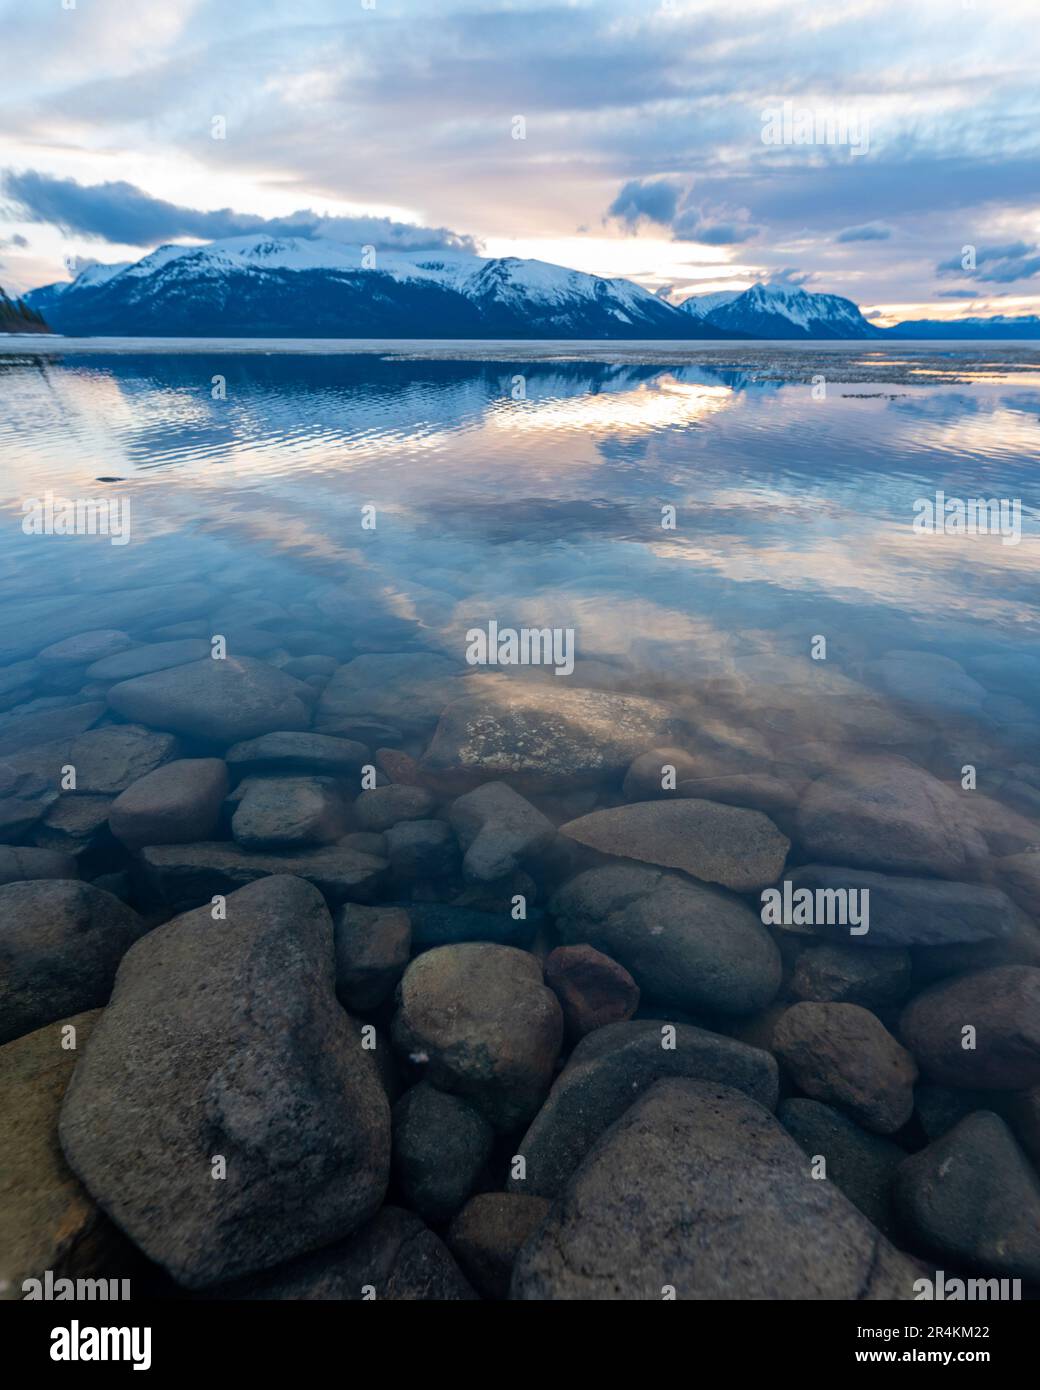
[
  {"x1": 836, "y1": 222, "x2": 892, "y2": 242},
  {"x1": 605, "y1": 179, "x2": 682, "y2": 230},
  {"x1": 936, "y1": 240, "x2": 1040, "y2": 283},
  {"x1": 671, "y1": 208, "x2": 759, "y2": 245},
  {"x1": 0, "y1": 232, "x2": 28, "y2": 249},
  {"x1": 1, "y1": 170, "x2": 479, "y2": 252},
  {"x1": 606, "y1": 178, "x2": 758, "y2": 245},
  {"x1": 768, "y1": 267, "x2": 815, "y2": 287}
]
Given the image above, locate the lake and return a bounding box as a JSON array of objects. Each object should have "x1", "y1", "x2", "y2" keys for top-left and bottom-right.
[{"x1": 2, "y1": 341, "x2": 1040, "y2": 1299}]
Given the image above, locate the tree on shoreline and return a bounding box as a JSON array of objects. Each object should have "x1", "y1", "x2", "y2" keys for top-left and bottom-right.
[{"x1": 0, "y1": 284, "x2": 50, "y2": 332}]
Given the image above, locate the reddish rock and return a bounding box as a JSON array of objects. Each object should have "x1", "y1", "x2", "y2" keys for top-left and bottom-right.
[{"x1": 544, "y1": 944, "x2": 640, "y2": 1039}]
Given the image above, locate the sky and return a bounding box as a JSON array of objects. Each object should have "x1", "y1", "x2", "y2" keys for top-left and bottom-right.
[{"x1": 1, "y1": 0, "x2": 1038, "y2": 323}]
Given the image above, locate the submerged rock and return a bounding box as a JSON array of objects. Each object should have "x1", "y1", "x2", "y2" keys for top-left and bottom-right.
[
  {"x1": 334, "y1": 903, "x2": 412, "y2": 1011},
  {"x1": 559, "y1": 798, "x2": 789, "y2": 892},
  {"x1": 0, "y1": 881, "x2": 146, "y2": 1044},
  {"x1": 109, "y1": 758, "x2": 228, "y2": 850},
  {"x1": 86, "y1": 639, "x2": 213, "y2": 682},
  {"x1": 796, "y1": 755, "x2": 987, "y2": 879},
  {"x1": 37, "y1": 631, "x2": 132, "y2": 667},
  {"x1": 899, "y1": 966, "x2": 1040, "y2": 1089},
  {"x1": 391, "y1": 1083, "x2": 494, "y2": 1222},
  {"x1": 316, "y1": 654, "x2": 464, "y2": 739},
  {"x1": 0, "y1": 1011, "x2": 126, "y2": 1300},
  {"x1": 779, "y1": 1097, "x2": 904, "y2": 1234},
  {"x1": 790, "y1": 943, "x2": 912, "y2": 1009},
  {"x1": 107, "y1": 657, "x2": 312, "y2": 743},
  {"x1": 354, "y1": 784, "x2": 436, "y2": 832},
  {"x1": 65, "y1": 725, "x2": 180, "y2": 796},
  {"x1": 544, "y1": 944, "x2": 640, "y2": 1039},
  {"x1": 0, "y1": 702, "x2": 106, "y2": 757},
  {"x1": 0, "y1": 846, "x2": 78, "y2": 885},
  {"x1": 214, "y1": 1206, "x2": 476, "y2": 1300},
  {"x1": 448, "y1": 781, "x2": 555, "y2": 883},
  {"x1": 392, "y1": 943, "x2": 563, "y2": 1132},
  {"x1": 385, "y1": 819, "x2": 458, "y2": 879},
  {"x1": 773, "y1": 1002, "x2": 917, "y2": 1134},
  {"x1": 231, "y1": 776, "x2": 349, "y2": 849},
  {"x1": 550, "y1": 863, "x2": 781, "y2": 1016},
  {"x1": 511, "y1": 1080, "x2": 921, "y2": 1299},
  {"x1": 782, "y1": 865, "x2": 1021, "y2": 948},
  {"x1": 226, "y1": 731, "x2": 368, "y2": 778},
  {"x1": 32, "y1": 795, "x2": 117, "y2": 859},
  {"x1": 894, "y1": 1111, "x2": 1040, "y2": 1281},
  {"x1": 138, "y1": 839, "x2": 387, "y2": 913},
  {"x1": 448, "y1": 1194, "x2": 552, "y2": 1300},
  {"x1": 510, "y1": 1019, "x2": 779, "y2": 1197},
  {"x1": 421, "y1": 683, "x2": 686, "y2": 789},
  {"x1": 59, "y1": 875, "x2": 391, "y2": 1289}
]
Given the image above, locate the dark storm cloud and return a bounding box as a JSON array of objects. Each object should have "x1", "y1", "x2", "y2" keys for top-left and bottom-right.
[{"x1": 1, "y1": 170, "x2": 479, "y2": 251}]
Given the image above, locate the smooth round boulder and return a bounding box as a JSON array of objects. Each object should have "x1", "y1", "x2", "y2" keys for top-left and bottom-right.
[
  {"x1": 391, "y1": 1083, "x2": 494, "y2": 1222},
  {"x1": 58, "y1": 875, "x2": 391, "y2": 1289},
  {"x1": 106, "y1": 657, "x2": 312, "y2": 744},
  {"x1": 0, "y1": 881, "x2": 146, "y2": 1045},
  {"x1": 391, "y1": 943, "x2": 563, "y2": 1132},
  {"x1": 108, "y1": 759, "x2": 228, "y2": 850},
  {"x1": 899, "y1": 966, "x2": 1040, "y2": 1089},
  {"x1": 773, "y1": 1002, "x2": 918, "y2": 1134}
]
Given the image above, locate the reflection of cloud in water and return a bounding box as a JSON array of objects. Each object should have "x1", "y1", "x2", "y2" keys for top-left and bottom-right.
[{"x1": 485, "y1": 378, "x2": 733, "y2": 436}]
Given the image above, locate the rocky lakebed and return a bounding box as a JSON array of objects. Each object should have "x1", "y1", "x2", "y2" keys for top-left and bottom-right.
[{"x1": 2, "y1": 577, "x2": 1040, "y2": 1302}]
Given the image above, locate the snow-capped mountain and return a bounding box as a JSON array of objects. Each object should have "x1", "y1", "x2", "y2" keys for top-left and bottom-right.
[
  {"x1": 678, "y1": 289, "x2": 744, "y2": 320},
  {"x1": 885, "y1": 314, "x2": 1040, "y2": 340},
  {"x1": 680, "y1": 281, "x2": 885, "y2": 339},
  {"x1": 25, "y1": 235, "x2": 740, "y2": 339}
]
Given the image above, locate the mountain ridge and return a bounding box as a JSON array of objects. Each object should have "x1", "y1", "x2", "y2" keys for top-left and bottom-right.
[{"x1": 23, "y1": 239, "x2": 1040, "y2": 339}]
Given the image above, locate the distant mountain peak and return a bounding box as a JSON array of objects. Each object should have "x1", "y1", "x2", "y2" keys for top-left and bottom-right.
[
  {"x1": 680, "y1": 280, "x2": 883, "y2": 338},
  {"x1": 25, "y1": 234, "x2": 739, "y2": 340}
]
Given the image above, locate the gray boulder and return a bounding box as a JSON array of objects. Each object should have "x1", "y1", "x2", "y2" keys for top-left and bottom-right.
[
  {"x1": 0, "y1": 881, "x2": 146, "y2": 1044},
  {"x1": 0, "y1": 846, "x2": 77, "y2": 886},
  {"x1": 138, "y1": 839, "x2": 387, "y2": 913},
  {"x1": 549, "y1": 863, "x2": 781, "y2": 1016},
  {"x1": 231, "y1": 776, "x2": 348, "y2": 849},
  {"x1": 511, "y1": 1080, "x2": 922, "y2": 1299},
  {"x1": 109, "y1": 759, "x2": 228, "y2": 850},
  {"x1": 421, "y1": 683, "x2": 686, "y2": 789},
  {"x1": 391, "y1": 1083, "x2": 494, "y2": 1222},
  {"x1": 448, "y1": 1194, "x2": 551, "y2": 1300},
  {"x1": 899, "y1": 966, "x2": 1040, "y2": 1089},
  {"x1": 334, "y1": 903, "x2": 412, "y2": 1011},
  {"x1": 773, "y1": 1002, "x2": 918, "y2": 1134},
  {"x1": 560, "y1": 798, "x2": 789, "y2": 892},
  {"x1": 316, "y1": 654, "x2": 464, "y2": 739},
  {"x1": 59, "y1": 876, "x2": 391, "y2": 1289},
  {"x1": 354, "y1": 784, "x2": 436, "y2": 832},
  {"x1": 65, "y1": 725, "x2": 180, "y2": 796},
  {"x1": 86, "y1": 640, "x2": 212, "y2": 682},
  {"x1": 213, "y1": 1206, "x2": 476, "y2": 1299},
  {"x1": 782, "y1": 865, "x2": 1021, "y2": 948},
  {"x1": 448, "y1": 781, "x2": 555, "y2": 883},
  {"x1": 894, "y1": 1111, "x2": 1040, "y2": 1281},
  {"x1": 392, "y1": 943, "x2": 563, "y2": 1132},
  {"x1": 107, "y1": 657, "x2": 312, "y2": 743},
  {"x1": 779, "y1": 1097, "x2": 904, "y2": 1234},
  {"x1": 796, "y1": 755, "x2": 987, "y2": 878},
  {"x1": 226, "y1": 731, "x2": 368, "y2": 778},
  {"x1": 509, "y1": 1019, "x2": 779, "y2": 1197}
]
